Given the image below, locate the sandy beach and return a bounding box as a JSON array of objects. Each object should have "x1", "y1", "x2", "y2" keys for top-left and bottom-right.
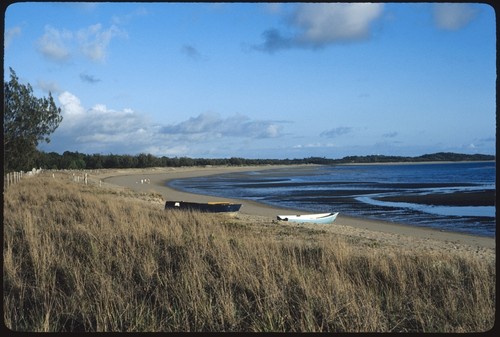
[{"x1": 94, "y1": 165, "x2": 494, "y2": 259}]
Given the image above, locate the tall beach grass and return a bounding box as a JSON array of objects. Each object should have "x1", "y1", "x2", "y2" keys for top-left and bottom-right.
[{"x1": 3, "y1": 173, "x2": 495, "y2": 332}]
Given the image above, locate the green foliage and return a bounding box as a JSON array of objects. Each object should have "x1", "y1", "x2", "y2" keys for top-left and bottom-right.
[{"x1": 4, "y1": 68, "x2": 62, "y2": 172}]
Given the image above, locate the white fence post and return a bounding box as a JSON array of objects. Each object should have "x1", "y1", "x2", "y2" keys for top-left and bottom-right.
[{"x1": 4, "y1": 167, "x2": 45, "y2": 190}]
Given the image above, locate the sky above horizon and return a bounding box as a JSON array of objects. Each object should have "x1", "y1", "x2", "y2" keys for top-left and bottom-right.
[{"x1": 4, "y1": 2, "x2": 496, "y2": 159}]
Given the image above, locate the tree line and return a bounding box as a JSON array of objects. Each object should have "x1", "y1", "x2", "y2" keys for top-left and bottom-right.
[
  {"x1": 33, "y1": 151, "x2": 334, "y2": 170},
  {"x1": 31, "y1": 151, "x2": 494, "y2": 171}
]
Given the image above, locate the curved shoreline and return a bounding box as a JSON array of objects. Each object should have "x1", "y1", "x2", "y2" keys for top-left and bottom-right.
[{"x1": 99, "y1": 165, "x2": 495, "y2": 250}]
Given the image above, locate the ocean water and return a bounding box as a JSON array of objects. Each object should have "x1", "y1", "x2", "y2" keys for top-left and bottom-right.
[{"x1": 168, "y1": 162, "x2": 496, "y2": 237}]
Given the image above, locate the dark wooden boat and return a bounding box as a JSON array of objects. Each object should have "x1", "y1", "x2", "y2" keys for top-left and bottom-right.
[{"x1": 165, "y1": 201, "x2": 242, "y2": 214}]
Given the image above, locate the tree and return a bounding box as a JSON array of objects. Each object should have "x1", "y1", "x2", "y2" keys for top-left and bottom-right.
[{"x1": 4, "y1": 68, "x2": 62, "y2": 171}]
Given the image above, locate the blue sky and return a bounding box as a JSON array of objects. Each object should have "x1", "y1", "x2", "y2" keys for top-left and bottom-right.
[{"x1": 4, "y1": 2, "x2": 496, "y2": 159}]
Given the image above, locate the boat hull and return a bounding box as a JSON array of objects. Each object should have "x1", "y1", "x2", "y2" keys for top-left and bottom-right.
[
  {"x1": 277, "y1": 212, "x2": 339, "y2": 224},
  {"x1": 165, "y1": 201, "x2": 242, "y2": 214}
]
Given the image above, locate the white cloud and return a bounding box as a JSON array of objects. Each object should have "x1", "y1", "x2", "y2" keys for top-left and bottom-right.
[
  {"x1": 293, "y1": 142, "x2": 336, "y2": 149},
  {"x1": 264, "y1": 124, "x2": 280, "y2": 138},
  {"x1": 254, "y1": 3, "x2": 384, "y2": 52},
  {"x1": 160, "y1": 112, "x2": 284, "y2": 140},
  {"x1": 433, "y1": 3, "x2": 479, "y2": 31},
  {"x1": 5, "y1": 26, "x2": 22, "y2": 48},
  {"x1": 293, "y1": 3, "x2": 383, "y2": 44},
  {"x1": 36, "y1": 23, "x2": 126, "y2": 63},
  {"x1": 162, "y1": 112, "x2": 220, "y2": 134},
  {"x1": 143, "y1": 144, "x2": 190, "y2": 157},
  {"x1": 44, "y1": 94, "x2": 286, "y2": 156},
  {"x1": 77, "y1": 24, "x2": 127, "y2": 62},
  {"x1": 57, "y1": 92, "x2": 141, "y2": 137},
  {"x1": 58, "y1": 91, "x2": 86, "y2": 121},
  {"x1": 111, "y1": 7, "x2": 148, "y2": 25},
  {"x1": 36, "y1": 25, "x2": 72, "y2": 62}
]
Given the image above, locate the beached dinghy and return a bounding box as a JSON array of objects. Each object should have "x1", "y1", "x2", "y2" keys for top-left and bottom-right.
[
  {"x1": 165, "y1": 201, "x2": 242, "y2": 214},
  {"x1": 277, "y1": 212, "x2": 339, "y2": 224}
]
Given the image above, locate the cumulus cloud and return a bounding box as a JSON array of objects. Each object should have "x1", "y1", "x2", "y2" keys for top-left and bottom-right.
[
  {"x1": 433, "y1": 3, "x2": 479, "y2": 31},
  {"x1": 320, "y1": 126, "x2": 353, "y2": 138},
  {"x1": 161, "y1": 112, "x2": 220, "y2": 135},
  {"x1": 160, "y1": 112, "x2": 284, "y2": 139},
  {"x1": 44, "y1": 94, "x2": 285, "y2": 155},
  {"x1": 254, "y1": 3, "x2": 384, "y2": 52},
  {"x1": 50, "y1": 91, "x2": 155, "y2": 153},
  {"x1": 57, "y1": 91, "x2": 86, "y2": 126}
]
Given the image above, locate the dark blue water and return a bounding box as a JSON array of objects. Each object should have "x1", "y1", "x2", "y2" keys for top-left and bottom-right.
[{"x1": 168, "y1": 162, "x2": 496, "y2": 237}]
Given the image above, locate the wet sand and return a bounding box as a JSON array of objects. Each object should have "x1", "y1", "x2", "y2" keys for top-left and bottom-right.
[{"x1": 94, "y1": 166, "x2": 495, "y2": 255}]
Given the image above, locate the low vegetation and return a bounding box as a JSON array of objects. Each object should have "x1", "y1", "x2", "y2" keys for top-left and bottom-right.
[
  {"x1": 27, "y1": 150, "x2": 494, "y2": 171},
  {"x1": 3, "y1": 173, "x2": 495, "y2": 332}
]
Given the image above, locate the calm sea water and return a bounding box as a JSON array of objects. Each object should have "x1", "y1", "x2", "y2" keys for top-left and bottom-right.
[{"x1": 168, "y1": 162, "x2": 496, "y2": 237}]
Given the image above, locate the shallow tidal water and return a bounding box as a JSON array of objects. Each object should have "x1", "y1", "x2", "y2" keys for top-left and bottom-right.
[{"x1": 168, "y1": 162, "x2": 495, "y2": 237}]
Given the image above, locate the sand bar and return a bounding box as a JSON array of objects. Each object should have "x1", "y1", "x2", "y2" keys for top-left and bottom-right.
[
  {"x1": 376, "y1": 190, "x2": 495, "y2": 206},
  {"x1": 98, "y1": 165, "x2": 495, "y2": 253}
]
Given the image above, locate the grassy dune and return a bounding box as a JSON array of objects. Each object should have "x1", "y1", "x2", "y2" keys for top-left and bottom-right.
[{"x1": 3, "y1": 173, "x2": 495, "y2": 332}]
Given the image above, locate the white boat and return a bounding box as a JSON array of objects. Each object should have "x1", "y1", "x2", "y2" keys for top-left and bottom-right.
[{"x1": 276, "y1": 212, "x2": 339, "y2": 224}]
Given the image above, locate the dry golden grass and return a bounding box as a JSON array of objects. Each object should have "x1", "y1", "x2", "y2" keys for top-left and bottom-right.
[{"x1": 3, "y1": 173, "x2": 496, "y2": 332}]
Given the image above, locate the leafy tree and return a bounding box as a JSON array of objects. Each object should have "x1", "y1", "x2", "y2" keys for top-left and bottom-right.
[
  {"x1": 61, "y1": 151, "x2": 86, "y2": 169},
  {"x1": 87, "y1": 154, "x2": 103, "y2": 169},
  {"x1": 4, "y1": 68, "x2": 62, "y2": 171},
  {"x1": 229, "y1": 157, "x2": 244, "y2": 166},
  {"x1": 36, "y1": 151, "x2": 62, "y2": 169}
]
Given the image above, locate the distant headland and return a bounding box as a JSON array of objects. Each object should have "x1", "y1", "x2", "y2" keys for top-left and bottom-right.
[{"x1": 328, "y1": 152, "x2": 495, "y2": 164}]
